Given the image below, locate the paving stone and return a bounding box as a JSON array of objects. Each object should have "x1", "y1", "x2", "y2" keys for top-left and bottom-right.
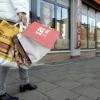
[
  {"x1": 37, "y1": 82, "x2": 58, "y2": 93},
  {"x1": 7, "y1": 78, "x2": 19, "y2": 85},
  {"x1": 77, "y1": 77, "x2": 96, "y2": 85},
  {"x1": 4, "y1": 57, "x2": 100, "y2": 100},
  {"x1": 36, "y1": 67, "x2": 58, "y2": 73},
  {"x1": 31, "y1": 71, "x2": 49, "y2": 79},
  {"x1": 65, "y1": 74, "x2": 85, "y2": 81},
  {"x1": 42, "y1": 71, "x2": 69, "y2": 82},
  {"x1": 7, "y1": 83, "x2": 19, "y2": 95},
  {"x1": 92, "y1": 80, "x2": 100, "y2": 89},
  {"x1": 47, "y1": 70, "x2": 67, "y2": 76},
  {"x1": 55, "y1": 79, "x2": 80, "y2": 90},
  {"x1": 74, "y1": 96, "x2": 93, "y2": 100},
  {"x1": 15, "y1": 91, "x2": 49, "y2": 100},
  {"x1": 46, "y1": 87, "x2": 79, "y2": 100},
  {"x1": 30, "y1": 76, "x2": 43, "y2": 83},
  {"x1": 73, "y1": 86, "x2": 100, "y2": 99},
  {"x1": 81, "y1": 73, "x2": 97, "y2": 78},
  {"x1": 7, "y1": 69, "x2": 19, "y2": 85},
  {"x1": 67, "y1": 70, "x2": 83, "y2": 74}
]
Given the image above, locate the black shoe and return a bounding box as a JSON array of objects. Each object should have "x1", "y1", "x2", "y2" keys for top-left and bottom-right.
[
  {"x1": 19, "y1": 83, "x2": 37, "y2": 92},
  {"x1": 0, "y1": 93, "x2": 19, "y2": 100}
]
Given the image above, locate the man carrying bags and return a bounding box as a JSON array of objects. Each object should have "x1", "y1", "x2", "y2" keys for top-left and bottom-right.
[{"x1": 0, "y1": 0, "x2": 37, "y2": 100}]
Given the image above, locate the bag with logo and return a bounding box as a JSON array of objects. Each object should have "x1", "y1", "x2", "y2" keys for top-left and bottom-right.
[
  {"x1": 14, "y1": 22, "x2": 60, "y2": 68},
  {"x1": 0, "y1": 20, "x2": 18, "y2": 68}
]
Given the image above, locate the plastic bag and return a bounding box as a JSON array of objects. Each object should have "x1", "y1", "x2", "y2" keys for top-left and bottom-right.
[{"x1": 0, "y1": 20, "x2": 18, "y2": 68}]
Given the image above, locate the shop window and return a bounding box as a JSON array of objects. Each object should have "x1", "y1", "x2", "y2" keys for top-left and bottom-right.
[
  {"x1": 96, "y1": 12, "x2": 100, "y2": 50},
  {"x1": 88, "y1": 8, "x2": 96, "y2": 48},
  {"x1": 54, "y1": 6, "x2": 69, "y2": 49},
  {"x1": 36, "y1": 0, "x2": 69, "y2": 50},
  {"x1": 81, "y1": 15, "x2": 88, "y2": 48},
  {"x1": 81, "y1": 5, "x2": 88, "y2": 48},
  {"x1": 81, "y1": 5, "x2": 96, "y2": 49}
]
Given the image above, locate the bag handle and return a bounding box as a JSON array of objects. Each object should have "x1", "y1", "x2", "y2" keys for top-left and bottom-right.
[
  {"x1": 14, "y1": 22, "x2": 27, "y2": 33},
  {"x1": 19, "y1": 22, "x2": 27, "y2": 32}
]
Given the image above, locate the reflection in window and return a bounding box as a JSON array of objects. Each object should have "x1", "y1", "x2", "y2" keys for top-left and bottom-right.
[
  {"x1": 81, "y1": 5, "x2": 96, "y2": 49},
  {"x1": 81, "y1": 15, "x2": 88, "y2": 48},
  {"x1": 96, "y1": 22, "x2": 100, "y2": 50},
  {"x1": 96, "y1": 12, "x2": 100, "y2": 51},
  {"x1": 40, "y1": 2, "x2": 54, "y2": 27},
  {"x1": 57, "y1": 0, "x2": 69, "y2": 7},
  {"x1": 88, "y1": 17, "x2": 95, "y2": 48},
  {"x1": 88, "y1": 8, "x2": 96, "y2": 48},
  {"x1": 56, "y1": 7, "x2": 61, "y2": 32},
  {"x1": 62, "y1": 8, "x2": 69, "y2": 40},
  {"x1": 37, "y1": 1, "x2": 54, "y2": 28},
  {"x1": 50, "y1": 0, "x2": 55, "y2": 1},
  {"x1": 55, "y1": 7, "x2": 69, "y2": 49},
  {"x1": 36, "y1": 0, "x2": 69, "y2": 50}
]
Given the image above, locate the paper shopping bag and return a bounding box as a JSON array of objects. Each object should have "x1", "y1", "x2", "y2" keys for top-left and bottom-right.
[
  {"x1": 22, "y1": 22, "x2": 60, "y2": 49},
  {"x1": 17, "y1": 22, "x2": 60, "y2": 68},
  {"x1": 17, "y1": 33, "x2": 50, "y2": 67},
  {"x1": 13, "y1": 36, "x2": 32, "y2": 66},
  {"x1": 0, "y1": 20, "x2": 18, "y2": 68}
]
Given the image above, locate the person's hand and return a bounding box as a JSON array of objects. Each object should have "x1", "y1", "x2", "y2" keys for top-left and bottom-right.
[{"x1": 18, "y1": 12, "x2": 27, "y2": 25}]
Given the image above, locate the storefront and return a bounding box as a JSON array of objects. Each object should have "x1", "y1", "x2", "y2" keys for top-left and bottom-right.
[
  {"x1": 30, "y1": 0, "x2": 72, "y2": 63},
  {"x1": 29, "y1": 0, "x2": 100, "y2": 63},
  {"x1": 81, "y1": 0, "x2": 100, "y2": 56},
  {"x1": 31, "y1": 0, "x2": 70, "y2": 50}
]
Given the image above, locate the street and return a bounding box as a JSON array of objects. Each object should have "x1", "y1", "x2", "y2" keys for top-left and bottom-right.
[{"x1": 7, "y1": 57, "x2": 100, "y2": 100}]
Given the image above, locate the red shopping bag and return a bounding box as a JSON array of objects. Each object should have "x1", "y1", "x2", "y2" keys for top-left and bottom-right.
[
  {"x1": 16, "y1": 22, "x2": 60, "y2": 68},
  {"x1": 22, "y1": 22, "x2": 60, "y2": 49}
]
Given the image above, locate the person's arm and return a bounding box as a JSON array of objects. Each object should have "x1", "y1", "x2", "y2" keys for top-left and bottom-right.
[{"x1": 10, "y1": 0, "x2": 29, "y2": 24}]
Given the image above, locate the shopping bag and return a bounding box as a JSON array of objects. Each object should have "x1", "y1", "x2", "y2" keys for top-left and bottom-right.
[
  {"x1": 22, "y1": 22, "x2": 60, "y2": 49},
  {"x1": 0, "y1": 20, "x2": 18, "y2": 68},
  {"x1": 16, "y1": 22, "x2": 60, "y2": 68},
  {"x1": 13, "y1": 36, "x2": 32, "y2": 66}
]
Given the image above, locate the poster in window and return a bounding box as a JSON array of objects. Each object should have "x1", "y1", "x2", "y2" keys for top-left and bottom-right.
[{"x1": 40, "y1": 2, "x2": 53, "y2": 27}]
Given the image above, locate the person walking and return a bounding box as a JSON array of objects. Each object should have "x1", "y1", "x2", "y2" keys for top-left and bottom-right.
[{"x1": 0, "y1": 0, "x2": 37, "y2": 100}]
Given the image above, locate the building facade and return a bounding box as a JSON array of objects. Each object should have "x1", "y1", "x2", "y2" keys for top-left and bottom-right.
[{"x1": 29, "y1": 0, "x2": 100, "y2": 63}]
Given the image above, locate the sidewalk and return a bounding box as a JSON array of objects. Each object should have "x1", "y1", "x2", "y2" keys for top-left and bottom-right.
[{"x1": 6, "y1": 57, "x2": 100, "y2": 100}]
